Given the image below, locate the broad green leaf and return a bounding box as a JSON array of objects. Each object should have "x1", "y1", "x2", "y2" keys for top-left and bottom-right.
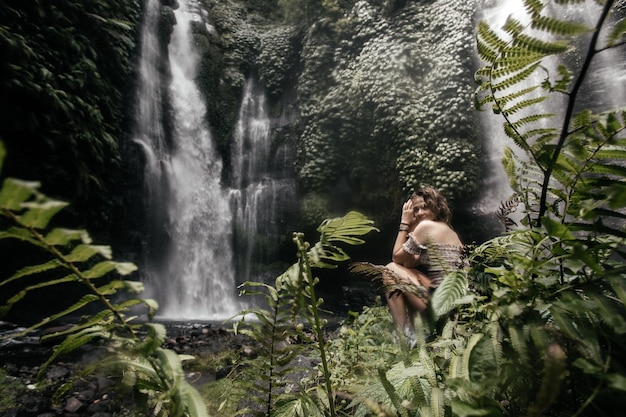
[
  {"x1": 0, "y1": 226, "x2": 45, "y2": 247},
  {"x1": 133, "y1": 323, "x2": 167, "y2": 355},
  {"x1": 432, "y1": 270, "x2": 469, "y2": 316},
  {"x1": 180, "y1": 380, "x2": 210, "y2": 417},
  {"x1": 606, "y1": 374, "x2": 626, "y2": 391},
  {"x1": 38, "y1": 325, "x2": 111, "y2": 380},
  {"x1": 123, "y1": 280, "x2": 144, "y2": 293},
  {"x1": 541, "y1": 217, "x2": 574, "y2": 240},
  {"x1": 0, "y1": 259, "x2": 63, "y2": 287},
  {"x1": 20, "y1": 200, "x2": 68, "y2": 229},
  {"x1": 39, "y1": 310, "x2": 114, "y2": 342},
  {"x1": 0, "y1": 178, "x2": 39, "y2": 210},
  {"x1": 84, "y1": 261, "x2": 118, "y2": 279},
  {"x1": 115, "y1": 262, "x2": 138, "y2": 275},
  {"x1": 66, "y1": 244, "x2": 112, "y2": 262},
  {"x1": 3, "y1": 274, "x2": 79, "y2": 311},
  {"x1": 45, "y1": 228, "x2": 91, "y2": 245}
]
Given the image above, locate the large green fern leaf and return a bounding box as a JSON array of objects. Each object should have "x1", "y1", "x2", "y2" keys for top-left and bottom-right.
[{"x1": 431, "y1": 270, "x2": 470, "y2": 317}]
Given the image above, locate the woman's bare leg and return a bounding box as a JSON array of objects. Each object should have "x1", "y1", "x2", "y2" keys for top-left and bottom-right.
[
  {"x1": 383, "y1": 262, "x2": 431, "y2": 331},
  {"x1": 385, "y1": 287, "x2": 408, "y2": 331}
]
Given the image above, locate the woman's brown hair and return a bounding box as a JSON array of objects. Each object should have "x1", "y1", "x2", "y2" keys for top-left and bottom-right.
[{"x1": 411, "y1": 187, "x2": 452, "y2": 225}]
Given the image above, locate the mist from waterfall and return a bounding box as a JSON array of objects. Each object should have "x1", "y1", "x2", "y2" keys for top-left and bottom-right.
[{"x1": 132, "y1": 0, "x2": 241, "y2": 320}]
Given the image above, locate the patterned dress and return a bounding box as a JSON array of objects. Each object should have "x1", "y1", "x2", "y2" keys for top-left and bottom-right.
[{"x1": 402, "y1": 234, "x2": 467, "y2": 288}]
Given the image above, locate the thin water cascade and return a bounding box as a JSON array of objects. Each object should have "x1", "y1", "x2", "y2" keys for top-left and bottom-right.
[
  {"x1": 229, "y1": 77, "x2": 296, "y2": 283},
  {"x1": 132, "y1": 0, "x2": 241, "y2": 320}
]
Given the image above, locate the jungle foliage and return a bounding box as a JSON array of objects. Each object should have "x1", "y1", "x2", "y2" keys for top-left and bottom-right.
[
  {"x1": 231, "y1": 212, "x2": 379, "y2": 417},
  {"x1": 2, "y1": 0, "x2": 626, "y2": 416},
  {"x1": 200, "y1": 0, "x2": 482, "y2": 229},
  {"x1": 0, "y1": 0, "x2": 141, "y2": 232},
  {"x1": 220, "y1": 0, "x2": 626, "y2": 416},
  {"x1": 0, "y1": 140, "x2": 208, "y2": 417}
]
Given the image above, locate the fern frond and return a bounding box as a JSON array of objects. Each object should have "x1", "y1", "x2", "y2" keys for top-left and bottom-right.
[
  {"x1": 378, "y1": 368, "x2": 410, "y2": 417},
  {"x1": 19, "y1": 200, "x2": 69, "y2": 229},
  {"x1": 1, "y1": 275, "x2": 88, "y2": 317},
  {"x1": 503, "y1": 16, "x2": 526, "y2": 37},
  {"x1": 491, "y1": 62, "x2": 542, "y2": 92},
  {"x1": 525, "y1": 343, "x2": 567, "y2": 417},
  {"x1": 477, "y1": 21, "x2": 509, "y2": 60},
  {"x1": 607, "y1": 15, "x2": 626, "y2": 46},
  {"x1": 586, "y1": 162, "x2": 626, "y2": 177},
  {"x1": 40, "y1": 309, "x2": 114, "y2": 342},
  {"x1": 531, "y1": 15, "x2": 590, "y2": 35},
  {"x1": 492, "y1": 52, "x2": 545, "y2": 78},
  {"x1": 476, "y1": 38, "x2": 499, "y2": 63},
  {"x1": 65, "y1": 243, "x2": 113, "y2": 262},
  {"x1": 44, "y1": 228, "x2": 91, "y2": 245},
  {"x1": 0, "y1": 226, "x2": 44, "y2": 247},
  {"x1": 431, "y1": 270, "x2": 470, "y2": 317},
  {"x1": 38, "y1": 325, "x2": 110, "y2": 379},
  {"x1": 348, "y1": 261, "x2": 386, "y2": 281},
  {"x1": 179, "y1": 380, "x2": 210, "y2": 417},
  {"x1": 116, "y1": 297, "x2": 158, "y2": 319},
  {"x1": 512, "y1": 34, "x2": 570, "y2": 55},
  {"x1": 501, "y1": 96, "x2": 548, "y2": 117},
  {"x1": 572, "y1": 108, "x2": 593, "y2": 130},
  {"x1": 0, "y1": 259, "x2": 64, "y2": 287},
  {"x1": 592, "y1": 146, "x2": 626, "y2": 160},
  {"x1": 508, "y1": 324, "x2": 530, "y2": 362},
  {"x1": 526, "y1": 130, "x2": 560, "y2": 151},
  {"x1": 318, "y1": 210, "x2": 379, "y2": 246},
  {"x1": 461, "y1": 333, "x2": 484, "y2": 380},
  {"x1": 497, "y1": 195, "x2": 521, "y2": 230},
  {"x1": 0, "y1": 178, "x2": 40, "y2": 210},
  {"x1": 84, "y1": 261, "x2": 122, "y2": 279},
  {"x1": 524, "y1": 0, "x2": 544, "y2": 16},
  {"x1": 419, "y1": 346, "x2": 437, "y2": 387},
  {"x1": 133, "y1": 323, "x2": 167, "y2": 355},
  {"x1": 430, "y1": 387, "x2": 445, "y2": 417},
  {"x1": 495, "y1": 85, "x2": 540, "y2": 107}
]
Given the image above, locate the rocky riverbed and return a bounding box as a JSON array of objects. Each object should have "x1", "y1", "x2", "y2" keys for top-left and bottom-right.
[{"x1": 0, "y1": 320, "x2": 253, "y2": 417}]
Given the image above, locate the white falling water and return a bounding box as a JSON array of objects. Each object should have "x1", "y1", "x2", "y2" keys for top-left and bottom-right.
[
  {"x1": 133, "y1": 0, "x2": 167, "y2": 204},
  {"x1": 230, "y1": 77, "x2": 296, "y2": 283},
  {"x1": 133, "y1": 0, "x2": 241, "y2": 320}
]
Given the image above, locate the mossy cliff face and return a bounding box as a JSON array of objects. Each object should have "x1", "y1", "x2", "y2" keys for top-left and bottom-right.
[
  {"x1": 199, "y1": 0, "x2": 482, "y2": 233},
  {"x1": 0, "y1": 0, "x2": 142, "y2": 236}
]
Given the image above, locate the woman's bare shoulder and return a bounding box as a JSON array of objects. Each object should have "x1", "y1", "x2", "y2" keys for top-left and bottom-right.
[{"x1": 414, "y1": 220, "x2": 443, "y2": 231}]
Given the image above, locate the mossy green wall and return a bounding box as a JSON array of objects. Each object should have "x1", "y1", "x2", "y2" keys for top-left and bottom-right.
[{"x1": 200, "y1": 0, "x2": 483, "y2": 237}]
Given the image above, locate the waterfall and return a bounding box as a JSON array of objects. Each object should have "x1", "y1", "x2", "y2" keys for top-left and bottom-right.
[
  {"x1": 230, "y1": 77, "x2": 296, "y2": 283},
  {"x1": 132, "y1": 0, "x2": 241, "y2": 320}
]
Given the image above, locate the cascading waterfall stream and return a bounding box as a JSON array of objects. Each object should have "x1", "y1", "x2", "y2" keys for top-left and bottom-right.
[
  {"x1": 230, "y1": 77, "x2": 296, "y2": 283},
  {"x1": 133, "y1": 0, "x2": 241, "y2": 320}
]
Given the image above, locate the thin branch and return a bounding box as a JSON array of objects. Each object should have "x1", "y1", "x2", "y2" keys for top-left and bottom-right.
[{"x1": 537, "y1": 0, "x2": 616, "y2": 224}]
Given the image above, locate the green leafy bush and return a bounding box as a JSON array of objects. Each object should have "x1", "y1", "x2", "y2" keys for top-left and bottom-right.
[
  {"x1": 347, "y1": 1, "x2": 626, "y2": 416},
  {"x1": 0, "y1": 142, "x2": 208, "y2": 417},
  {"x1": 231, "y1": 211, "x2": 379, "y2": 416},
  {"x1": 0, "y1": 1, "x2": 141, "y2": 230}
]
